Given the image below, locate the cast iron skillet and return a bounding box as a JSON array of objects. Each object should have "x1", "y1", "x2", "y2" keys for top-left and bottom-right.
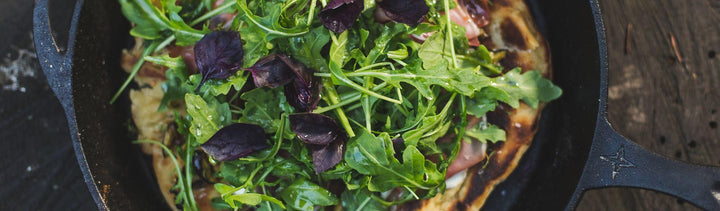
[{"x1": 33, "y1": 0, "x2": 720, "y2": 210}]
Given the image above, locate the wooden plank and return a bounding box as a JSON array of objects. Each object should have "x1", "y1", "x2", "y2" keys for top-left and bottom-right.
[{"x1": 578, "y1": 0, "x2": 720, "y2": 210}]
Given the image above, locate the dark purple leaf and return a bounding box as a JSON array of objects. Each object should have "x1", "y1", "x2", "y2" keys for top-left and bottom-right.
[
  {"x1": 200, "y1": 123, "x2": 268, "y2": 161},
  {"x1": 194, "y1": 31, "x2": 245, "y2": 92},
  {"x1": 289, "y1": 113, "x2": 347, "y2": 145},
  {"x1": 284, "y1": 78, "x2": 322, "y2": 112},
  {"x1": 281, "y1": 56, "x2": 321, "y2": 112},
  {"x1": 319, "y1": 0, "x2": 364, "y2": 33},
  {"x1": 391, "y1": 137, "x2": 404, "y2": 160},
  {"x1": 311, "y1": 139, "x2": 345, "y2": 173},
  {"x1": 245, "y1": 54, "x2": 296, "y2": 88},
  {"x1": 246, "y1": 54, "x2": 322, "y2": 111},
  {"x1": 376, "y1": 0, "x2": 429, "y2": 26}
]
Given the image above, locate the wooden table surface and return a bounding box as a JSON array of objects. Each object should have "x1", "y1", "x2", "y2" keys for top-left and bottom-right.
[
  {"x1": 0, "y1": 0, "x2": 717, "y2": 210},
  {"x1": 578, "y1": 0, "x2": 720, "y2": 210}
]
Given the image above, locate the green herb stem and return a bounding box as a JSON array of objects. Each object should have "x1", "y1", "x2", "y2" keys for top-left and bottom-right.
[
  {"x1": 307, "y1": 0, "x2": 318, "y2": 24},
  {"x1": 357, "y1": 62, "x2": 396, "y2": 71},
  {"x1": 443, "y1": 0, "x2": 458, "y2": 68},
  {"x1": 313, "y1": 82, "x2": 389, "y2": 114},
  {"x1": 133, "y1": 140, "x2": 197, "y2": 211},
  {"x1": 110, "y1": 41, "x2": 159, "y2": 103},
  {"x1": 190, "y1": 0, "x2": 236, "y2": 26},
  {"x1": 362, "y1": 77, "x2": 372, "y2": 131},
  {"x1": 154, "y1": 35, "x2": 176, "y2": 53},
  {"x1": 184, "y1": 138, "x2": 197, "y2": 209},
  {"x1": 323, "y1": 81, "x2": 356, "y2": 137},
  {"x1": 329, "y1": 67, "x2": 401, "y2": 104}
]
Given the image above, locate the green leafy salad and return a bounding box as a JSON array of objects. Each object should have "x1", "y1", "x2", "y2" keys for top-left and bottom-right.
[{"x1": 118, "y1": 0, "x2": 562, "y2": 210}]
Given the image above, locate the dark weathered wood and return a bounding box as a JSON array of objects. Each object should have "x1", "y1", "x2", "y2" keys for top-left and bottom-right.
[{"x1": 578, "y1": 0, "x2": 720, "y2": 210}]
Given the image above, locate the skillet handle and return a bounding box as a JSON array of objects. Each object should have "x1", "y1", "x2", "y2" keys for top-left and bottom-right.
[
  {"x1": 33, "y1": 0, "x2": 83, "y2": 112},
  {"x1": 566, "y1": 120, "x2": 720, "y2": 210}
]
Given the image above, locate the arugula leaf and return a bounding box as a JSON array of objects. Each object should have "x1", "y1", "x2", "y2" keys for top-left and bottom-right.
[
  {"x1": 145, "y1": 55, "x2": 186, "y2": 70},
  {"x1": 120, "y1": 0, "x2": 167, "y2": 39},
  {"x1": 185, "y1": 93, "x2": 231, "y2": 143},
  {"x1": 361, "y1": 24, "x2": 407, "y2": 67},
  {"x1": 221, "y1": 162, "x2": 255, "y2": 187},
  {"x1": 466, "y1": 87, "x2": 507, "y2": 117},
  {"x1": 489, "y1": 68, "x2": 563, "y2": 108},
  {"x1": 402, "y1": 93, "x2": 454, "y2": 149},
  {"x1": 341, "y1": 189, "x2": 386, "y2": 211},
  {"x1": 270, "y1": 157, "x2": 312, "y2": 180},
  {"x1": 329, "y1": 31, "x2": 350, "y2": 67},
  {"x1": 119, "y1": 0, "x2": 205, "y2": 45},
  {"x1": 344, "y1": 131, "x2": 443, "y2": 193},
  {"x1": 417, "y1": 22, "x2": 466, "y2": 70},
  {"x1": 236, "y1": 0, "x2": 309, "y2": 40},
  {"x1": 238, "y1": 88, "x2": 290, "y2": 132},
  {"x1": 188, "y1": 72, "x2": 249, "y2": 97},
  {"x1": 465, "y1": 124, "x2": 506, "y2": 144},
  {"x1": 239, "y1": 22, "x2": 270, "y2": 68},
  {"x1": 282, "y1": 26, "x2": 331, "y2": 72},
  {"x1": 279, "y1": 179, "x2": 339, "y2": 210},
  {"x1": 215, "y1": 183, "x2": 285, "y2": 209}
]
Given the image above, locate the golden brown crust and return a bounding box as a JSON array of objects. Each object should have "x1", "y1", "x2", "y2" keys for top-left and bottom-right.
[{"x1": 402, "y1": 0, "x2": 551, "y2": 210}]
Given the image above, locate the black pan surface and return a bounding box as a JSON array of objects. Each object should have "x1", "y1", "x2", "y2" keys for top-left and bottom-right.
[{"x1": 37, "y1": 0, "x2": 719, "y2": 210}]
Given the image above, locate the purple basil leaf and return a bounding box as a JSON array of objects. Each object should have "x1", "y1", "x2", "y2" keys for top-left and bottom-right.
[
  {"x1": 246, "y1": 54, "x2": 322, "y2": 111},
  {"x1": 200, "y1": 123, "x2": 269, "y2": 161},
  {"x1": 377, "y1": 0, "x2": 429, "y2": 26},
  {"x1": 246, "y1": 54, "x2": 296, "y2": 88},
  {"x1": 194, "y1": 31, "x2": 245, "y2": 92},
  {"x1": 311, "y1": 139, "x2": 345, "y2": 173},
  {"x1": 277, "y1": 55, "x2": 313, "y2": 85},
  {"x1": 284, "y1": 78, "x2": 322, "y2": 112},
  {"x1": 280, "y1": 55, "x2": 322, "y2": 112},
  {"x1": 289, "y1": 113, "x2": 347, "y2": 145},
  {"x1": 319, "y1": 0, "x2": 364, "y2": 33}
]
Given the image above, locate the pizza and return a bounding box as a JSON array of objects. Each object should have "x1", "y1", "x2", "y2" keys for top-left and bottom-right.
[{"x1": 118, "y1": 0, "x2": 558, "y2": 210}]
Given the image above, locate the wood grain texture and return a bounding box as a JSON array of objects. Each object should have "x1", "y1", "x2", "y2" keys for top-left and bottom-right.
[{"x1": 578, "y1": 0, "x2": 720, "y2": 210}]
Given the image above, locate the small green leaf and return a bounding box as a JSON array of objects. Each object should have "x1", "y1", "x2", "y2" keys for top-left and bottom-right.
[
  {"x1": 238, "y1": 88, "x2": 288, "y2": 132},
  {"x1": 279, "y1": 179, "x2": 338, "y2": 211},
  {"x1": 188, "y1": 72, "x2": 249, "y2": 96},
  {"x1": 185, "y1": 93, "x2": 230, "y2": 143},
  {"x1": 341, "y1": 189, "x2": 386, "y2": 211},
  {"x1": 145, "y1": 55, "x2": 186, "y2": 70},
  {"x1": 387, "y1": 44, "x2": 409, "y2": 60},
  {"x1": 236, "y1": 0, "x2": 309, "y2": 40},
  {"x1": 490, "y1": 68, "x2": 563, "y2": 108},
  {"x1": 239, "y1": 23, "x2": 270, "y2": 68},
  {"x1": 330, "y1": 31, "x2": 349, "y2": 67},
  {"x1": 283, "y1": 26, "x2": 331, "y2": 72},
  {"x1": 465, "y1": 124, "x2": 506, "y2": 143},
  {"x1": 344, "y1": 131, "x2": 442, "y2": 193},
  {"x1": 215, "y1": 183, "x2": 286, "y2": 209}
]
